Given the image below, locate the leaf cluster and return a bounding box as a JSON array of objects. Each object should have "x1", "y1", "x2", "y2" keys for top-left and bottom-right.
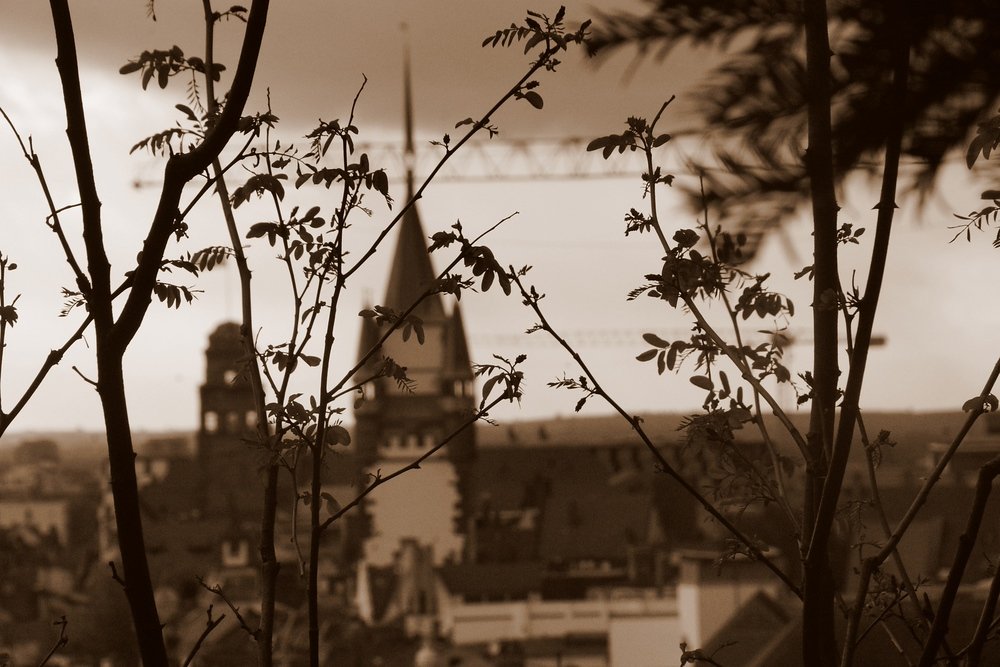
[
  {"x1": 152, "y1": 281, "x2": 201, "y2": 309},
  {"x1": 547, "y1": 373, "x2": 598, "y2": 413},
  {"x1": 119, "y1": 45, "x2": 226, "y2": 91},
  {"x1": 474, "y1": 354, "x2": 526, "y2": 410},
  {"x1": 587, "y1": 116, "x2": 671, "y2": 160},
  {"x1": 359, "y1": 306, "x2": 426, "y2": 345},
  {"x1": 482, "y1": 7, "x2": 591, "y2": 70}
]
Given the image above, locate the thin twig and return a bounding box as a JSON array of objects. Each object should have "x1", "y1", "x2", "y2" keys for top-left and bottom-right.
[
  {"x1": 71, "y1": 365, "x2": 98, "y2": 388},
  {"x1": 919, "y1": 455, "x2": 1000, "y2": 666},
  {"x1": 963, "y1": 554, "x2": 1000, "y2": 665},
  {"x1": 35, "y1": 616, "x2": 68, "y2": 667},
  {"x1": 876, "y1": 356, "x2": 1000, "y2": 566},
  {"x1": 108, "y1": 561, "x2": 126, "y2": 589},
  {"x1": 198, "y1": 577, "x2": 258, "y2": 639},
  {"x1": 0, "y1": 105, "x2": 89, "y2": 291},
  {"x1": 0, "y1": 280, "x2": 128, "y2": 436},
  {"x1": 699, "y1": 175, "x2": 800, "y2": 538},
  {"x1": 182, "y1": 605, "x2": 226, "y2": 667},
  {"x1": 634, "y1": 126, "x2": 811, "y2": 462}
]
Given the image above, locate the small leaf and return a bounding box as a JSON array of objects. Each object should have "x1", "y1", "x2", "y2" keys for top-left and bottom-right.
[
  {"x1": 523, "y1": 91, "x2": 544, "y2": 109},
  {"x1": 689, "y1": 375, "x2": 714, "y2": 391},
  {"x1": 586, "y1": 136, "x2": 609, "y2": 152},
  {"x1": 642, "y1": 333, "x2": 669, "y2": 348},
  {"x1": 481, "y1": 375, "x2": 500, "y2": 403},
  {"x1": 301, "y1": 354, "x2": 321, "y2": 367},
  {"x1": 321, "y1": 492, "x2": 341, "y2": 514},
  {"x1": 175, "y1": 103, "x2": 197, "y2": 121},
  {"x1": 962, "y1": 396, "x2": 984, "y2": 412},
  {"x1": 0, "y1": 305, "x2": 18, "y2": 326},
  {"x1": 635, "y1": 349, "x2": 657, "y2": 362},
  {"x1": 328, "y1": 424, "x2": 351, "y2": 446}
]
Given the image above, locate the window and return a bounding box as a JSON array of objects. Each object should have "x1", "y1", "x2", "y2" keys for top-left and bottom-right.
[
  {"x1": 204, "y1": 411, "x2": 219, "y2": 433},
  {"x1": 405, "y1": 434, "x2": 419, "y2": 449},
  {"x1": 386, "y1": 433, "x2": 403, "y2": 450},
  {"x1": 226, "y1": 411, "x2": 241, "y2": 433},
  {"x1": 222, "y1": 539, "x2": 250, "y2": 567},
  {"x1": 223, "y1": 369, "x2": 238, "y2": 384},
  {"x1": 422, "y1": 433, "x2": 436, "y2": 449},
  {"x1": 245, "y1": 410, "x2": 257, "y2": 429}
]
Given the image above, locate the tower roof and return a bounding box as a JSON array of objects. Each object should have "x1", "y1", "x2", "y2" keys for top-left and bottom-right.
[
  {"x1": 382, "y1": 41, "x2": 445, "y2": 322},
  {"x1": 208, "y1": 322, "x2": 241, "y2": 348},
  {"x1": 382, "y1": 205, "x2": 445, "y2": 321},
  {"x1": 443, "y1": 306, "x2": 473, "y2": 380}
]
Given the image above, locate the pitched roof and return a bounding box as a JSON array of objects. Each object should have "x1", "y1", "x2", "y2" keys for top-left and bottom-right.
[{"x1": 382, "y1": 200, "x2": 445, "y2": 321}]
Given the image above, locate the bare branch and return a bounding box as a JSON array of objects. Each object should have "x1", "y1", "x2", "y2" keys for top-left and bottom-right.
[
  {"x1": 182, "y1": 606, "x2": 226, "y2": 667},
  {"x1": 198, "y1": 577, "x2": 258, "y2": 639},
  {"x1": 35, "y1": 616, "x2": 68, "y2": 667}
]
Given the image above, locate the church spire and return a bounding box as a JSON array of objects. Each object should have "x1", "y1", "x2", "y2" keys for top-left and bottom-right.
[
  {"x1": 402, "y1": 24, "x2": 415, "y2": 199},
  {"x1": 383, "y1": 36, "x2": 444, "y2": 320}
]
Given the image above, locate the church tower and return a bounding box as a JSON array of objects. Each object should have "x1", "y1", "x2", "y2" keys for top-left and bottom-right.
[
  {"x1": 197, "y1": 322, "x2": 259, "y2": 519},
  {"x1": 354, "y1": 48, "x2": 476, "y2": 566}
]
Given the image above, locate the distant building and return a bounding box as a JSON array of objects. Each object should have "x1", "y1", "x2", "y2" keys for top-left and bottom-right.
[{"x1": 354, "y1": 75, "x2": 476, "y2": 569}]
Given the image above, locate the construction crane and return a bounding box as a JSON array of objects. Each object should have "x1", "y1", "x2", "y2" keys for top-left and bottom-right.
[
  {"x1": 472, "y1": 327, "x2": 887, "y2": 349},
  {"x1": 348, "y1": 136, "x2": 649, "y2": 182}
]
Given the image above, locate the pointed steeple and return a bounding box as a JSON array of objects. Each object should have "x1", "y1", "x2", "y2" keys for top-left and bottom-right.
[
  {"x1": 382, "y1": 37, "x2": 445, "y2": 321},
  {"x1": 402, "y1": 26, "x2": 416, "y2": 199},
  {"x1": 444, "y1": 307, "x2": 473, "y2": 381}
]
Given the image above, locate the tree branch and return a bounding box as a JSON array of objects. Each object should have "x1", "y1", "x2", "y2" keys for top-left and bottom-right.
[
  {"x1": 35, "y1": 616, "x2": 68, "y2": 667},
  {"x1": 182, "y1": 606, "x2": 226, "y2": 667},
  {"x1": 511, "y1": 271, "x2": 800, "y2": 597},
  {"x1": 110, "y1": 0, "x2": 270, "y2": 353},
  {"x1": 918, "y1": 455, "x2": 1000, "y2": 666}
]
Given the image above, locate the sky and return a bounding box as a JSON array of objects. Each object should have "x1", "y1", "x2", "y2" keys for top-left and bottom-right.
[{"x1": 1, "y1": 2, "x2": 999, "y2": 435}]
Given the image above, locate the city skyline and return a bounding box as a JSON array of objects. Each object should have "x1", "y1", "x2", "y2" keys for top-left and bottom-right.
[{"x1": 0, "y1": 2, "x2": 998, "y2": 434}]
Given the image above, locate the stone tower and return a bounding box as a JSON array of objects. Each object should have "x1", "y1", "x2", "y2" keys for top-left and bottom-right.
[
  {"x1": 353, "y1": 50, "x2": 476, "y2": 566},
  {"x1": 197, "y1": 322, "x2": 259, "y2": 519}
]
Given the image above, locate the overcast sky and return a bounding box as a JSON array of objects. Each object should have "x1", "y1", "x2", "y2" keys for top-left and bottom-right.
[{"x1": 1, "y1": 2, "x2": 998, "y2": 435}]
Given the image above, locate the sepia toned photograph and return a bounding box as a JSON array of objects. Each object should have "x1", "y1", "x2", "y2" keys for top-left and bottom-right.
[{"x1": 2, "y1": 1, "x2": 1000, "y2": 665}]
